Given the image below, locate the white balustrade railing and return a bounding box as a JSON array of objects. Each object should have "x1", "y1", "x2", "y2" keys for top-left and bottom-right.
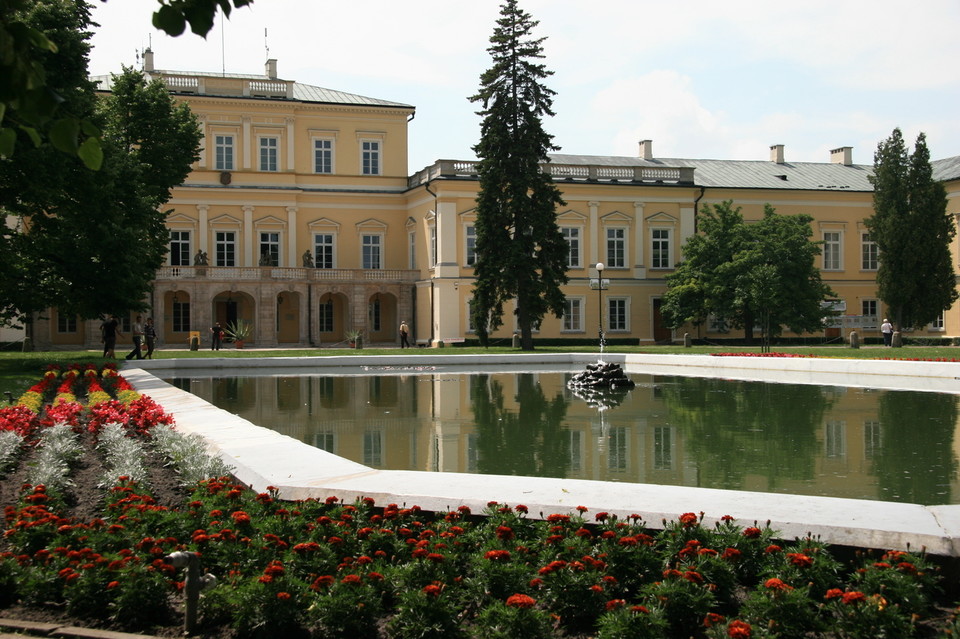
[
  {"x1": 408, "y1": 159, "x2": 694, "y2": 187},
  {"x1": 155, "y1": 266, "x2": 421, "y2": 283}
]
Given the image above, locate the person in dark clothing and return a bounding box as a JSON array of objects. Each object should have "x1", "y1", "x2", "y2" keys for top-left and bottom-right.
[
  {"x1": 211, "y1": 322, "x2": 223, "y2": 350},
  {"x1": 399, "y1": 320, "x2": 410, "y2": 348},
  {"x1": 100, "y1": 315, "x2": 122, "y2": 358},
  {"x1": 144, "y1": 317, "x2": 157, "y2": 359}
]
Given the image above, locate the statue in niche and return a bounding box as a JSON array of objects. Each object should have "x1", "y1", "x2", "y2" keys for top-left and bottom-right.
[
  {"x1": 302, "y1": 250, "x2": 314, "y2": 268},
  {"x1": 194, "y1": 250, "x2": 208, "y2": 266}
]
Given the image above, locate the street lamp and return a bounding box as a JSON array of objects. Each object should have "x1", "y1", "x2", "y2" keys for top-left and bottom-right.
[{"x1": 595, "y1": 262, "x2": 606, "y2": 358}]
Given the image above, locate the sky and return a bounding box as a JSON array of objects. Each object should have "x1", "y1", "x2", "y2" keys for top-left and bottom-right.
[{"x1": 87, "y1": 0, "x2": 960, "y2": 173}]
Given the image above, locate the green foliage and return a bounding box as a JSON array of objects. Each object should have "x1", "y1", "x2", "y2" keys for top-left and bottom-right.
[
  {"x1": 224, "y1": 319, "x2": 253, "y2": 342},
  {"x1": 469, "y1": 0, "x2": 568, "y2": 350},
  {"x1": 0, "y1": 11, "x2": 201, "y2": 326},
  {"x1": 661, "y1": 201, "x2": 835, "y2": 342},
  {"x1": 152, "y1": 0, "x2": 254, "y2": 37},
  {"x1": 866, "y1": 129, "x2": 957, "y2": 330}
]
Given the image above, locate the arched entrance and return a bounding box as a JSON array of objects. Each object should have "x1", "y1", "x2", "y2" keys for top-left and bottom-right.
[
  {"x1": 212, "y1": 290, "x2": 256, "y2": 345},
  {"x1": 317, "y1": 291, "x2": 350, "y2": 345},
  {"x1": 367, "y1": 291, "x2": 398, "y2": 344}
]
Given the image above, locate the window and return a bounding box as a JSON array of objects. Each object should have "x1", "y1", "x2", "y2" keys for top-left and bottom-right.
[
  {"x1": 361, "y1": 140, "x2": 381, "y2": 175},
  {"x1": 57, "y1": 314, "x2": 77, "y2": 333},
  {"x1": 861, "y1": 299, "x2": 877, "y2": 320},
  {"x1": 465, "y1": 226, "x2": 477, "y2": 266},
  {"x1": 823, "y1": 231, "x2": 842, "y2": 270},
  {"x1": 562, "y1": 227, "x2": 581, "y2": 268},
  {"x1": 562, "y1": 297, "x2": 583, "y2": 332},
  {"x1": 312, "y1": 432, "x2": 335, "y2": 453},
  {"x1": 606, "y1": 228, "x2": 625, "y2": 268},
  {"x1": 215, "y1": 231, "x2": 236, "y2": 267},
  {"x1": 930, "y1": 312, "x2": 945, "y2": 331},
  {"x1": 259, "y1": 137, "x2": 278, "y2": 171},
  {"x1": 172, "y1": 300, "x2": 190, "y2": 332},
  {"x1": 314, "y1": 234, "x2": 334, "y2": 269},
  {"x1": 408, "y1": 231, "x2": 416, "y2": 269},
  {"x1": 825, "y1": 420, "x2": 846, "y2": 458},
  {"x1": 567, "y1": 430, "x2": 582, "y2": 473},
  {"x1": 651, "y1": 228, "x2": 671, "y2": 269},
  {"x1": 362, "y1": 234, "x2": 382, "y2": 269},
  {"x1": 654, "y1": 427, "x2": 673, "y2": 470},
  {"x1": 607, "y1": 298, "x2": 627, "y2": 331},
  {"x1": 170, "y1": 231, "x2": 190, "y2": 266},
  {"x1": 363, "y1": 430, "x2": 383, "y2": 466},
  {"x1": 259, "y1": 232, "x2": 280, "y2": 266},
  {"x1": 214, "y1": 134, "x2": 234, "y2": 171},
  {"x1": 314, "y1": 138, "x2": 333, "y2": 174},
  {"x1": 863, "y1": 421, "x2": 881, "y2": 460},
  {"x1": 369, "y1": 296, "x2": 381, "y2": 332},
  {"x1": 319, "y1": 298, "x2": 334, "y2": 332},
  {"x1": 428, "y1": 225, "x2": 437, "y2": 268},
  {"x1": 861, "y1": 232, "x2": 878, "y2": 270},
  {"x1": 608, "y1": 427, "x2": 627, "y2": 471}
]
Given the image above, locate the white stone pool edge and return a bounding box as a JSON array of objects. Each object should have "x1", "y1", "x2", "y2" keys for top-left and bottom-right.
[{"x1": 122, "y1": 353, "x2": 960, "y2": 557}]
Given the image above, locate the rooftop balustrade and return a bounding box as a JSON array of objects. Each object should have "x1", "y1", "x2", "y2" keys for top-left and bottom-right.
[{"x1": 408, "y1": 159, "x2": 695, "y2": 188}]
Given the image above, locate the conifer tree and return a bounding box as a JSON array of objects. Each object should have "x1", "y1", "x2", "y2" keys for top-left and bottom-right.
[
  {"x1": 469, "y1": 0, "x2": 568, "y2": 350},
  {"x1": 866, "y1": 129, "x2": 956, "y2": 330}
]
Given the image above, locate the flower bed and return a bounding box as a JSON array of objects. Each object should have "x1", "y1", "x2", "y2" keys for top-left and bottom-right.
[{"x1": 2, "y1": 365, "x2": 960, "y2": 638}]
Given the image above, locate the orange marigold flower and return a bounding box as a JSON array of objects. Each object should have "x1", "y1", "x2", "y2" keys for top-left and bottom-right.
[
  {"x1": 506, "y1": 593, "x2": 536, "y2": 609},
  {"x1": 841, "y1": 591, "x2": 867, "y2": 605},
  {"x1": 824, "y1": 588, "x2": 844, "y2": 600},
  {"x1": 422, "y1": 584, "x2": 442, "y2": 597},
  {"x1": 704, "y1": 612, "x2": 726, "y2": 627},
  {"x1": 276, "y1": 592, "x2": 291, "y2": 600},
  {"x1": 605, "y1": 599, "x2": 626, "y2": 611},
  {"x1": 727, "y1": 619, "x2": 752, "y2": 638},
  {"x1": 787, "y1": 553, "x2": 813, "y2": 568},
  {"x1": 743, "y1": 527, "x2": 762, "y2": 539},
  {"x1": 679, "y1": 512, "x2": 699, "y2": 527},
  {"x1": 764, "y1": 578, "x2": 793, "y2": 591}
]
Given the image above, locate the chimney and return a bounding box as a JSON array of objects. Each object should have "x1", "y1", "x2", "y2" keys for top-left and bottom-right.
[
  {"x1": 265, "y1": 59, "x2": 278, "y2": 80},
  {"x1": 143, "y1": 48, "x2": 154, "y2": 73},
  {"x1": 770, "y1": 144, "x2": 784, "y2": 164},
  {"x1": 830, "y1": 146, "x2": 853, "y2": 166},
  {"x1": 638, "y1": 139, "x2": 653, "y2": 160}
]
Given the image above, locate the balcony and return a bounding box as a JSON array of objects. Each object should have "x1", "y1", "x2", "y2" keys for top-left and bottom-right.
[
  {"x1": 408, "y1": 159, "x2": 696, "y2": 188},
  {"x1": 155, "y1": 266, "x2": 421, "y2": 283}
]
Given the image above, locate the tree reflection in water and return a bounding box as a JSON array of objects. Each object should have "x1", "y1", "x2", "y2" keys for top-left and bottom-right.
[
  {"x1": 874, "y1": 391, "x2": 957, "y2": 504},
  {"x1": 659, "y1": 378, "x2": 832, "y2": 491},
  {"x1": 471, "y1": 373, "x2": 570, "y2": 478}
]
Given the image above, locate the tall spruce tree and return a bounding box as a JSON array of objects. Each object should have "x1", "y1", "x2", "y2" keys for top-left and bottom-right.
[
  {"x1": 469, "y1": 0, "x2": 568, "y2": 350},
  {"x1": 866, "y1": 129, "x2": 956, "y2": 330}
]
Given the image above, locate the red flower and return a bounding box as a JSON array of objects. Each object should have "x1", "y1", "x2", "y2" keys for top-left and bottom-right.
[
  {"x1": 824, "y1": 588, "x2": 844, "y2": 600},
  {"x1": 787, "y1": 552, "x2": 813, "y2": 568},
  {"x1": 764, "y1": 578, "x2": 793, "y2": 591},
  {"x1": 743, "y1": 527, "x2": 762, "y2": 539},
  {"x1": 422, "y1": 584, "x2": 442, "y2": 597},
  {"x1": 506, "y1": 593, "x2": 536, "y2": 609},
  {"x1": 605, "y1": 599, "x2": 626, "y2": 611},
  {"x1": 515, "y1": 504, "x2": 528, "y2": 514},
  {"x1": 485, "y1": 550, "x2": 511, "y2": 561},
  {"x1": 496, "y1": 525, "x2": 515, "y2": 540},
  {"x1": 841, "y1": 591, "x2": 867, "y2": 605},
  {"x1": 727, "y1": 619, "x2": 752, "y2": 638},
  {"x1": 230, "y1": 511, "x2": 250, "y2": 525},
  {"x1": 276, "y1": 592, "x2": 291, "y2": 600},
  {"x1": 679, "y1": 512, "x2": 699, "y2": 527},
  {"x1": 704, "y1": 612, "x2": 726, "y2": 627}
]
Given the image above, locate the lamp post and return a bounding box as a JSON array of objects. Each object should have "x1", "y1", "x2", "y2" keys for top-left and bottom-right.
[{"x1": 595, "y1": 262, "x2": 606, "y2": 359}]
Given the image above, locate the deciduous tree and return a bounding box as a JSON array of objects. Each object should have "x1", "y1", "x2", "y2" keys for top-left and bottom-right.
[
  {"x1": 469, "y1": 0, "x2": 568, "y2": 350},
  {"x1": 0, "y1": 0, "x2": 201, "y2": 329},
  {"x1": 661, "y1": 201, "x2": 835, "y2": 343},
  {"x1": 866, "y1": 129, "x2": 956, "y2": 330}
]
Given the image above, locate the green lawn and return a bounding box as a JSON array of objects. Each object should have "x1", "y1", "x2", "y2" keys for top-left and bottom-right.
[{"x1": 0, "y1": 343, "x2": 956, "y2": 400}]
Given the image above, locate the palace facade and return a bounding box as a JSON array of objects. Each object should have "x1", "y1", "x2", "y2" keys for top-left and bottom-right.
[{"x1": 32, "y1": 55, "x2": 960, "y2": 349}]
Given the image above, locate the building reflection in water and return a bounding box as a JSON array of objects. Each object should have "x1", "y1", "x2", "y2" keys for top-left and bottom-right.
[{"x1": 168, "y1": 370, "x2": 960, "y2": 505}]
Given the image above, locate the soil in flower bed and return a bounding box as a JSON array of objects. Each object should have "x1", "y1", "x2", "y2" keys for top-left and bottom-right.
[{"x1": 0, "y1": 433, "x2": 224, "y2": 638}]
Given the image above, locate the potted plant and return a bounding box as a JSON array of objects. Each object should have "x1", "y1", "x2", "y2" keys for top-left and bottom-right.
[
  {"x1": 345, "y1": 329, "x2": 363, "y2": 349},
  {"x1": 225, "y1": 319, "x2": 252, "y2": 348}
]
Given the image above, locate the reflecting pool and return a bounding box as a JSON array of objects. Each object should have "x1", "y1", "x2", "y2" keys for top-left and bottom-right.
[{"x1": 165, "y1": 369, "x2": 960, "y2": 505}]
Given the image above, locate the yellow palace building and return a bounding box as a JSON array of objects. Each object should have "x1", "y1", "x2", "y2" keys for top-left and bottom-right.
[{"x1": 33, "y1": 55, "x2": 960, "y2": 350}]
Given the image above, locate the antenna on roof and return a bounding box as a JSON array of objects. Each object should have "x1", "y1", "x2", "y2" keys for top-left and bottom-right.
[{"x1": 265, "y1": 28, "x2": 269, "y2": 61}]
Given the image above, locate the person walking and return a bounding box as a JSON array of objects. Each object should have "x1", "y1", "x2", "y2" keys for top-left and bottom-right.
[
  {"x1": 144, "y1": 317, "x2": 157, "y2": 359},
  {"x1": 880, "y1": 318, "x2": 894, "y2": 347},
  {"x1": 125, "y1": 315, "x2": 145, "y2": 360},
  {"x1": 399, "y1": 320, "x2": 410, "y2": 348},
  {"x1": 211, "y1": 322, "x2": 223, "y2": 350},
  {"x1": 100, "y1": 315, "x2": 122, "y2": 359}
]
